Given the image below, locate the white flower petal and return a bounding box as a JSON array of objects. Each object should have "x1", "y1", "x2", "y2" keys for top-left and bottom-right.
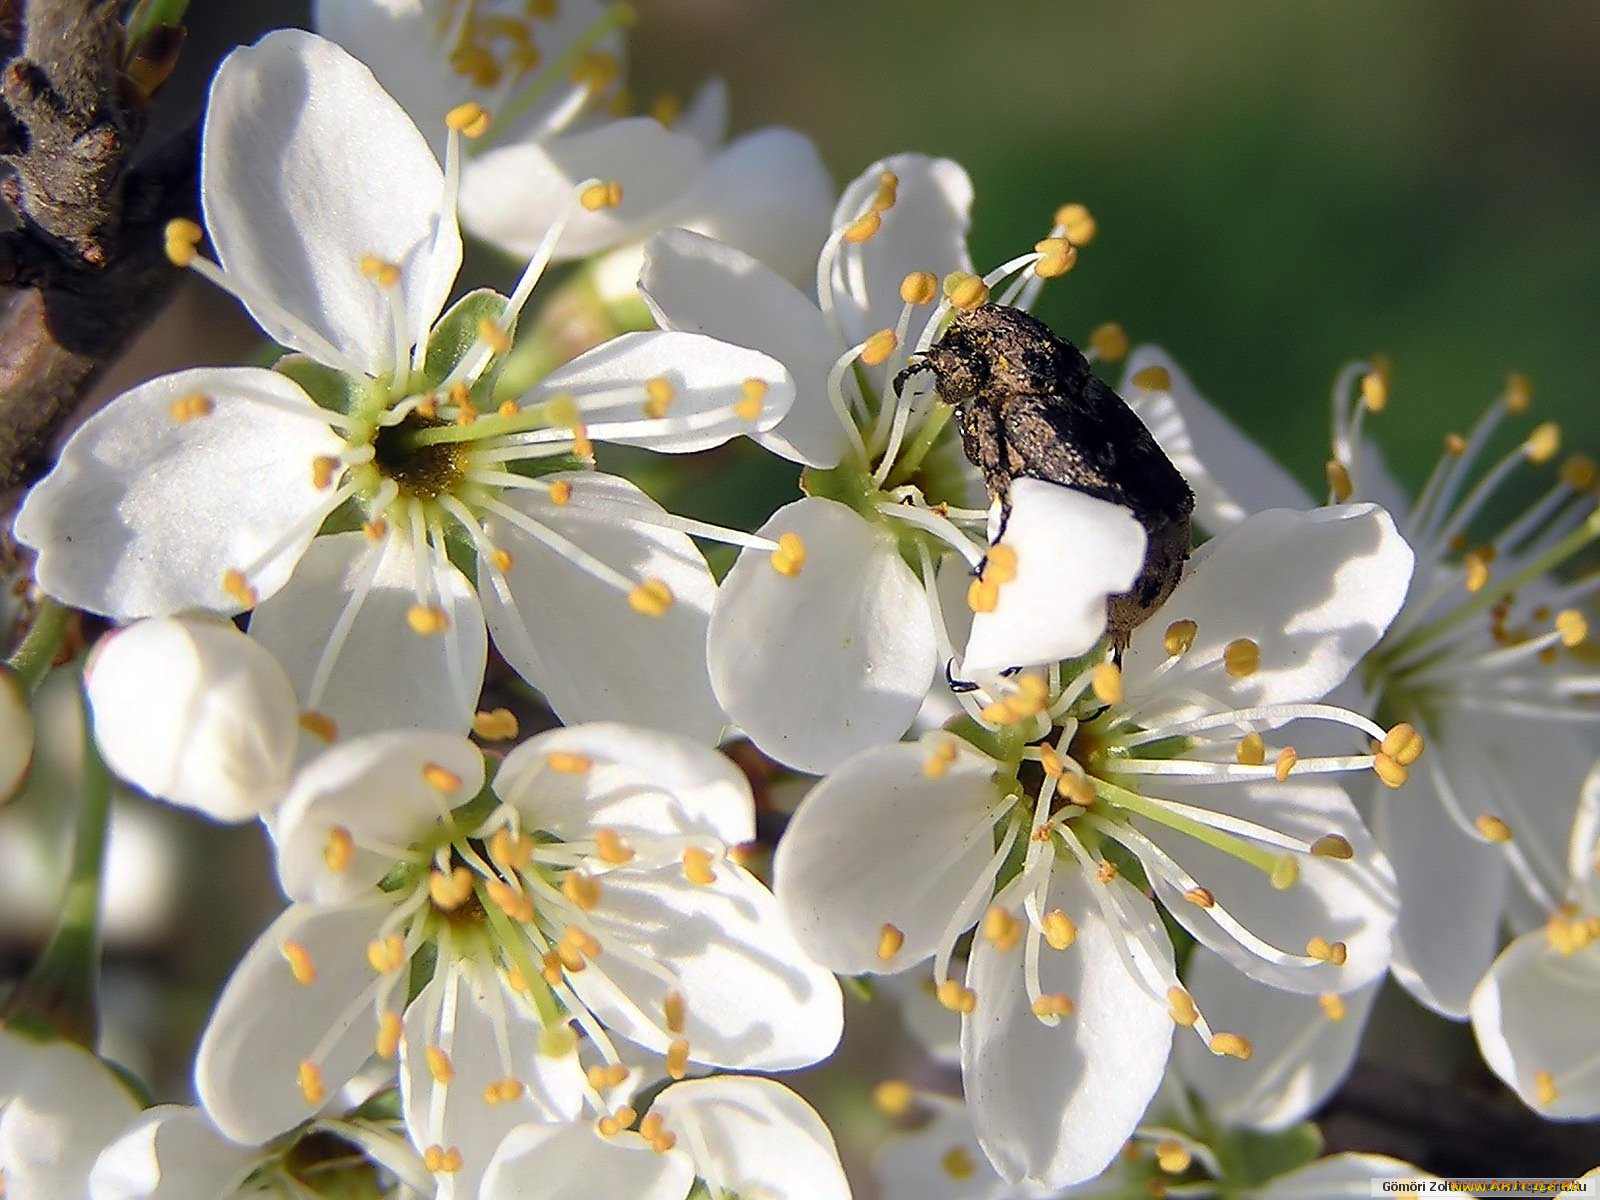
[
  {"x1": 1175, "y1": 947, "x2": 1378, "y2": 1130},
  {"x1": 1138, "y1": 780, "x2": 1397, "y2": 994},
  {"x1": 195, "y1": 900, "x2": 388, "y2": 1145},
  {"x1": 479, "y1": 1122, "x2": 694, "y2": 1200},
  {"x1": 86, "y1": 616, "x2": 300, "y2": 822},
  {"x1": 880, "y1": 971, "x2": 962, "y2": 1068},
  {"x1": 1254, "y1": 1153, "x2": 1437, "y2": 1198},
  {"x1": 962, "y1": 868, "x2": 1173, "y2": 1188},
  {"x1": 14, "y1": 368, "x2": 343, "y2": 620},
  {"x1": 1571, "y1": 762, "x2": 1600, "y2": 912},
  {"x1": 1123, "y1": 504, "x2": 1414, "y2": 715},
  {"x1": 496, "y1": 722, "x2": 754, "y2": 846},
  {"x1": 1121, "y1": 348, "x2": 1313, "y2": 535},
  {"x1": 249, "y1": 531, "x2": 487, "y2": 739},
  {"x1": 535, "y1": 330, "x2": 794, "y2": 451},
  {"x1": 203, "y1": 30, "x2": 458, "y2": 372},
  {"x1": 650, "y1": 1076, "x2": 850, "y2": 1200},
  {"x1": 1470, "y1": 930, "x2": 1600, "y2": 1118},
  {"x1": 873, "y1": 1094, "x2": 1054, "y2": 1200},
  {"x1": 963, "y1": 481, "x2": 1145, "y2": 674},
  {"x1": 676, "y1": 78, "x2": 730, "y2": 151},
  {"x1": 461, "y1": 118, "x2": 706, "y2": 260},
  {"x1": 709, "y1": 497, "x2": 938, "y2": 773},
  {"x1": 0, "y1": 667, "x2": 33, "y2": 802},
  {"x1": 274, "y1": 729, "x2": 483, "y2": 904},
  {"x1": 88, "y1": 1105, "x2": 258, "y2": 1200},
  {"x1": 774, "y1": 738, "x2": 1000, "y2": 974},
  {"x1": 639, "y1": 228, "x2": 849, "y2": 468},
  {"x1": 569, "y1": 863, "x2": 843, "y2": 1070},
  {"x1": 480, "y1": 474, "x2": 724, "y2": 742}
]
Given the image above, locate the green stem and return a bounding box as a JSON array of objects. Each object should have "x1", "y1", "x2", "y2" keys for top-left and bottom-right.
[
  {"x1": 2, "y1": 696, "x2": 111, "y2": 1048},
  {"x1": 7, "y1": 598, "x2": 69, "y2": 692}
]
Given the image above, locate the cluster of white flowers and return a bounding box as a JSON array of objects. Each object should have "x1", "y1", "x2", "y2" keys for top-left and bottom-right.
[{"x1": 3, "y1": 3, "x2": 1597, "y2": 1198}]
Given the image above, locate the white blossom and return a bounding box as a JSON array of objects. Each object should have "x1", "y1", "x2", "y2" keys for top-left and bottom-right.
[{"x1": 0, "y1": 664, "x2": 33, "y2": 804}]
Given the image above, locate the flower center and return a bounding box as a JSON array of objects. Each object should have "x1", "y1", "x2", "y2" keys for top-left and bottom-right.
[{"x1": 372, "y1": 412, "x2": 471, "y2": 500}]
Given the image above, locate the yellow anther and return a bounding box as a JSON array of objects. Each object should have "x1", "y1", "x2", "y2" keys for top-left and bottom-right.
[
  {"x1": 876, "y1": 923, "x2": 905, "y2": 961},
  {"x1": 376, "y1": 1010, "x2": 403, "y2": 1058},
  {"x1": 1556, "y1": 609, "x2": 1588, "y2": 647},
  {"x1": 584, "y1": 830, "x2": 631, "y2": 868},
  {"x1": 1463, "y1": 550, "x2": 1492, "y2": 593},
  {"x1": 297, "y1": 1060, "x2": 326, "y2": 1105},
  {"x1": 422, "y1": 1145, "x2": 462, "y2": 1174},
  {"x1": 1167, "y1": 986, "x2": 1199, "y2": 1027},
  {"x1": 1306, "y1": 935, "x2": 1344, "y2": 964},
  {"x1": 1210, "y1": 1032, "x2": 1253, "y2": 1060},
  {"x1": 871, "y1": 170, "x2": 899, "y2": 212},
  {"x1": 628, "y1": 578, "x2": 675, "y2": 618},
  {"x1": 445, "y1": 100, "x2": 492, "y2": 138},
  {"x1": 1475, "y1": 814, "x2": 1513, "y2": 843},
  {"x1": 1096, "y1": 858, "x2": 1119, "y2": 884},
  {"x1": 1155, "y1": 1139, "x2": 1192, "y2": 1175},
  {"x1": 770, "y1": 531, "x2": 806, "y2": 577},
  {"x1": 1535, "y1": 1070, "x2": 1558, "y2": 1107},
  {"x1": 1030, "y1": 992, "x2": 1075, "y2": 1018},
  {"x1": 323, "y1": 825, "x2": 355, "y2": 872},
  {"x1": 1235, "y1": 732, "x2": 1266, "y2": 767},
  {"x1": 366, "y1": 931, "x2": 406, "y2": 974},
  {"x1": 660, "y1": 989, "x2": 687, "y2": 1035},
  {"x1": 643, "y1": 376, "x2": 675, "y2": 419},
  {"x1": 1274, "y1": 746, "x2": 1298, "y2": 781},
  {"x1": 546, "y1": 479, "x2": 572, "y2": 506},
  {"x1": 164, "y1": 217, "x2": 204, "y2": 266},
  {"x1": 429, "y1": 866, "x2": 474, "y2": 911},
  {"x1": 1360, "y1": 371, "x2": 1388, "y2": 412},
  {"x1": 1059, "y1": 773, "x2": 1097, "y2": 808},
  {"x1": 424, "y1": 1043, "x2": 455, "y2": 1084},
  {"x1": 861, "y1": 328, "x2": 899, "y2": 367},
  {"x1": 1164, "y1": 619, "x2": 1198, "y2": 657},
  {"x1": 169, "y1": 392, "x2": 214, "y2": 422},
  {"x1": 1373, "y1": 753, "x2": 1409, "y2": 789},
  {"x1": 944, "y1": 272, "x2": 989, "y2": 310},
  {"x1": 1311, "y1": 834, "x2": 1355, "y2": 860},
  {"x1": 299, "y1": 709, "x2": 338, "y2": 743},
  {"x1": 982, "y1": 904, "x2": 1022, "y2": 952},
  {"x1": 1444, "y1": 431, "x2": 1467, "y2": 456},
  {"x1": 1032, "y1": 237, "x2": 1077, "y2": 278},
  {"x1": 222, "y1": 568, "x2": 258, "y2": 608},
  {"x1": 580, "y1": 180, "x2": 623, "y2": 211},
  {"x1": 682, "y1": 846, "x2": 716, "y2": 885},
  {"x1": 1270, "y1": 856, "x2": 1300, "y2": 891},
  {"x1": 489, "y1": 829, "x2": 534, "y2": 871},
  {"x1": 873, "y1": 1079, "x2": 915, "y2": 1117},
  {"x1": 843, "y1": 212, "x2": 881, "y2": 244},
  {"x1": 488, "y1": 878, "x2": 535, "y2": 923},
  {"x1": 309, "y1": 454, "x2": 341, "y2": 490},
  {"x1": 983, "y1": 544, "x2": 1020, "y2": 583},
  {"x1": 1381, "y1": 723, "x2": 1425, "y2": 766},
  {"x1": 1315, "y1": 992, "x2": 1347, "y2": 1022},
  {"x1": 1183, "y1": 886, "x2": 1215, "y2": 909},
  {"x1": 548, "y1": 751, "x2": 592, "y2": 774},
  {"x1": 736, "y1": 377, "x2": 768, "y2": 421},
  {"x1": 967, "y1": 577, "x2": 1000, "y2": 614},
  {"x1": 1088, "y1": 322, "x2": 1129, "y2": 362},
  {"x1": 596, "y1": 1104, "x2": 637, "y2": 1136},
  {"x1": 281, "y1": 940, "x2": 316, "y2": 986},
  {"x1": 423, "y1": 762, "x2": 462, "y2": 794},
  {"x1": 561, "y1": 871, "x2": 602, "y2": 911},
  {"x1": 586, "y1": 1062, "x2": 630, "y2": 1090},
  {"x1": 1504, "y1": 371, "x2": 1533, "y2": 413},
  {"x1": 899, "y1": 271, "x2": 938, "y2": 305},
  {"x1": 472, "y1": 708, "x2": 520, "y2": 741},
  {"x1": 1132, "y1": 365, "x2": 1172, "y2": 392},
  {"x1": 665, "y1": 1038, "x2": 690, "y2": 1079},
  {"x1": 935, "y1": 980, "x2": 977, "y2": 1014},
  {"x1": 407, "y1": 604, "x2": 450, "y2": 634},
  {"x1": 1054, "y1": 202, "x2": 1097, "y2": 245},
  {"x1": 1560, "y1": 455, "x2": 1597, "y2": 491},
  {"x1": 1223, "y1": 638, "x2": 1261, "y2": 678},
  {"x1": 1326, "y1": 459, "x2": 1353, "y2": 503},
  {"x1": 1525, "y1": 421, "x2": 1561, "y2": 464},
  {"x1": 483, "y1": 1076, "x2": 526, "y2": 1105},
  {"x1": 1091, "y1": 661, "x2": 1123, "y2": 704},
  {"x1": 476, "y1": 317, "x2": 512, "y2": 356},
  {"x1": 362, "y1": 518, "x2": 388, "y2": 541},
  {"x1": 359, "y1": 255, "x2": 402, "y2": 288},
  {"x1": 941, "y1": 1147, "x2": 977, "y2": 1181},
  {"x1": 924, "y1": 739, "x2": 959, "y2": 779},
  {"x1": 1037, "y1": 743, "x2": 1064, "y2": 778},
  {"x1": 649, "y1": 91, "x2": 682, "y2": 127}
]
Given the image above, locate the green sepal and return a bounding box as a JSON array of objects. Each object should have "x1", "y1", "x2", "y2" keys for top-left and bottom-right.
[
  {"x1": 423, "y1": 289, "x2": 513, "y2": 405},
  {"x1": 843, "y1": 975, "x2": 876, "y2": 1002},
  {"x1": 275, "y1": 354, "x2": 369, "y2": 418},
  {"x1": 1213, "y1": 1120, "x2": 1324, "y2": 1189}
]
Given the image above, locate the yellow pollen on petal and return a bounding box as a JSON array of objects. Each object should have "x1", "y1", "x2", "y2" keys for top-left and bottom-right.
[
  {"x1": 169, "y1": 392, "x2": 214, "y2": 422},
  {"x1": 429, "y1": 866, "x2": 474, "y2": 911},
  {"x1": 1164, "y1": 619, "x2": 1197, "y2": 657},
  {"x1": 1373, "y1": 753, "x2": 1410, "y2": 789},
  {"x1": 944, "y1": 272, "x2": 989, "y2": 311},
  {"x1": 1236, "y1": 732, "x2": 1266, "y2": 767},
  {"x1": 682, "y1": 846, "x2": 716, "y2": 885},
  {"x1": 900, "y1": 271, "x2": 938, "y2": 305},
  {"x1": 1556, "y1": 609, "x2": 1588, "y2": 647},
  {"x1": 1089, "y1": 322, "x2": 1130, "y2": 362},
  {"x1": 323, "y1": 825, "x2": 355, "y2": 872},
  {"x1": 298, "y1": 1060, "x2": 325, "y2": 1105},
  {"x1": 281, "y1": 940, "x2": 316, "y2": 986},
  {"x1": 643, "y1": 376, "x2": 675, "y2": 419},
  {"x1": 366, "y1": 931, "x2": 406, "y2": 974},
  {"x1": 1525, "y1": 421, "x2": 1561, "y2": 464},
  {"x1": 299, "y1": 710, "x2": 338, "y2": 743},
  {"x1": 1054, "y1": 203, "x2": 1097, "y2": 245},
  {"x1": 1155, "y1": 1139, "x2": 1192, "y2": 1174},
  {"x1": 1326, "y1": 459, "x2": 1353, "y2": 502},
  {"x1": 423, "y1": 762, "x2": 463, "y2": 794},
  {"x1": 1535, "y1": 1070, "x2": 1558, "y2": 1107},
  {"x1": 359, "y1": 255, "x2": 402, "y2": 289},
  {"x1": 983, "y1": 904, "x2": 1022, "y2": 952},
  {"x1": 924, "y1": 739, "x2": 959, "y2": 778},
  {"x1": 1031, "y1": 992, "x2": 1075, "y2": 1018},
  {"x1": 1504, "y1": 371, "x2": 1533, "y2": 413},
  {"x1": 476, "y1": 317, "x2": 512, "y2": 356},
  {"x1": 1210, "y1": 1032, "x2": 1253, "y2": 1060},
  {"x1": 164, "y1": 217, "x2": 203, "y2": 266},
  {"x1": 1223, "y1": 638, "x2": 1261, "y2": 678},
  {"x1": 876, "y1": 923, "x2": 905, "y2": 961},
  {"x1": 1271, "y1": 856, "x2": 1299, "y2": 890},
  {"x1": 941, "y1": 1147, "x2": 977, "y2": 1181},
  {"x1": 1092, "y1": 661, "x2": 1123, "y2": 704},
  {"x1": 445, "y1": 100, "x2": 492, "y2": 138},
  {"x1": 628, "y1": 578, "x2": 675, "y2": 617},
  {"x1": 1167, "y1": 986, "x2": 1199, "y2": 1027},
  {"x1": 1560, "y1": 454, "x2": 1597, "y2": 491},
  {"x1": 1274, "y1": 747, "x2": 1298, "y2": 781},
  {"x1": 666, "y1": 1038, "x2": 690, "y2": 1079},
  {"x1": 1381, "y1": 723, "x2": 1425, "y2": 766},
  {"x1": 1132, "y1": 365, "x2": 1172, "y2": 392},
  {"x1": 562, "y1": 871, "x2": 602, "y2": 911},
  {"x1": 861, "y1": 328, "x2": 898, "y2": 367},
  {"x1": 873, "y1": 1079, "x2": 915, "y2": 1117},
  {"x1": 1318, "y1": 993, "x2": 1347, "y2": 1021},
  {"x1": 407, "y1": 604, "x2": 450, "y2": 634},
  {"x1": 769, "y1": 530, "x2": 806, "y2": 577},
  {"x1": 548, "y1": 751, "x2": 592, "y2": 774},
  {"x1": 376, "y1": 1010, "x2": 403, "y2": 1058},
  {"x1": 1311, "y1": 834, "x2": 1355, "y2": 860},
  {"x1": 222, "y1": 568, "x2": 258, "y2": 609},
  {"x1": 1183, "y1": 886, "x2": 1216, "y2": 909},
  {"x1": 472, "y1": 708, "x2": 519, "y2": 740},
  {"x1": 736, "y1": 377, "x2": 768, "y2": 421},
  {"x1": 872, "y1": 171, "x2": 899, "y2": 212},
  {"x1": 843, "y1": 212, "x2": 881, "y2": 243},
  {"x1": 935, "y1": 980, "x2": 977, "y2": 1014},
  {"x1": 580, "y1": 180, "x2": 623, "y2": 211},
  {"x1": 1476, "y1": 814, "x2": 1513, "y2": 843}
]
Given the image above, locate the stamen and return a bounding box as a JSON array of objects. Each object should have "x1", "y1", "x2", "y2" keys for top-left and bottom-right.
[
  {"x1": 473, "y1": 708, "x2": 520, "y2": 740},
  {"x1": 1088, "y1": 322, "x2": 1129, "y2": 363},
  {"x1": 872, "y1": 1080, "x2": 915, "y2": 1116},
  {"x1": 877, "y1": 923, "x2": 905, "y2": 961},
  {"x1": 1209, "y1": 1032, "x2": 1253, "y2": 1060},
  {"x1": 281, "y1": 941, "x2": 316, "y2": 986},
  {"x1": 900, "y1": 271, "x2": 938, "y2": 305},
  {"x1": 770, "y1": 531, "x2": 807, "y2": 577},
  {"x1": 445, "y1": 100, "x2": 492, "y2": 139},
  {"x1": 300, "y1": 710, "x2": 338, "y2": 743},
  {"x1": 1054, "y1": 203, "x2": 1097, "y2": 245}
]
